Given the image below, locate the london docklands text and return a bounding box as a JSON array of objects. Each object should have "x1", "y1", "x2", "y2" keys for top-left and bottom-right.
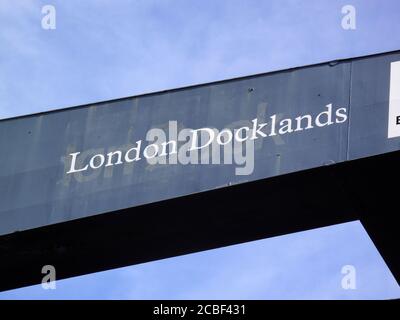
[{"x1": 66, "y1": 104, "x2": 348, "y2": 177}]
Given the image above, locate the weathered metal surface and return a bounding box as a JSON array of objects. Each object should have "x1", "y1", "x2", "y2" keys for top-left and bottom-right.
[
  {"x1": 0, "y1": 50, "x2": 399, "y2": 237},
  {"x1": 349, "y1": 52, "x2": 400, "y2": 158}
]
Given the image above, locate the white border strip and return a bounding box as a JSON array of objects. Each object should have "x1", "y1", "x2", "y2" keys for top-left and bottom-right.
[{"x1": 388, "y1": 61, "x2": 400, "y2": 138}]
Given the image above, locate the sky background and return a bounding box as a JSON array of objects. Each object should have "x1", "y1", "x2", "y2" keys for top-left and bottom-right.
[{"x1": 0, "y1": 0, "x2": 399, "y2": 299}]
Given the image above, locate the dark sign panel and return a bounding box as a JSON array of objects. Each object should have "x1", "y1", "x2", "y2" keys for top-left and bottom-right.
[{"x1": 1, "y1": 50, "x2": 400, "y2": 290}]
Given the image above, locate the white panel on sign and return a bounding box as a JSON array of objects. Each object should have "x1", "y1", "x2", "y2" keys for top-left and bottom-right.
[{"x1": 388, "y1": 61, "x2": 400, "y2": 138}]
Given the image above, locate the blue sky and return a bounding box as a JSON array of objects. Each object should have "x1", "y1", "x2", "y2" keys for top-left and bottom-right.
[{"x1": 0, "y1": 0, "x2": 399, "y2": 299}]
